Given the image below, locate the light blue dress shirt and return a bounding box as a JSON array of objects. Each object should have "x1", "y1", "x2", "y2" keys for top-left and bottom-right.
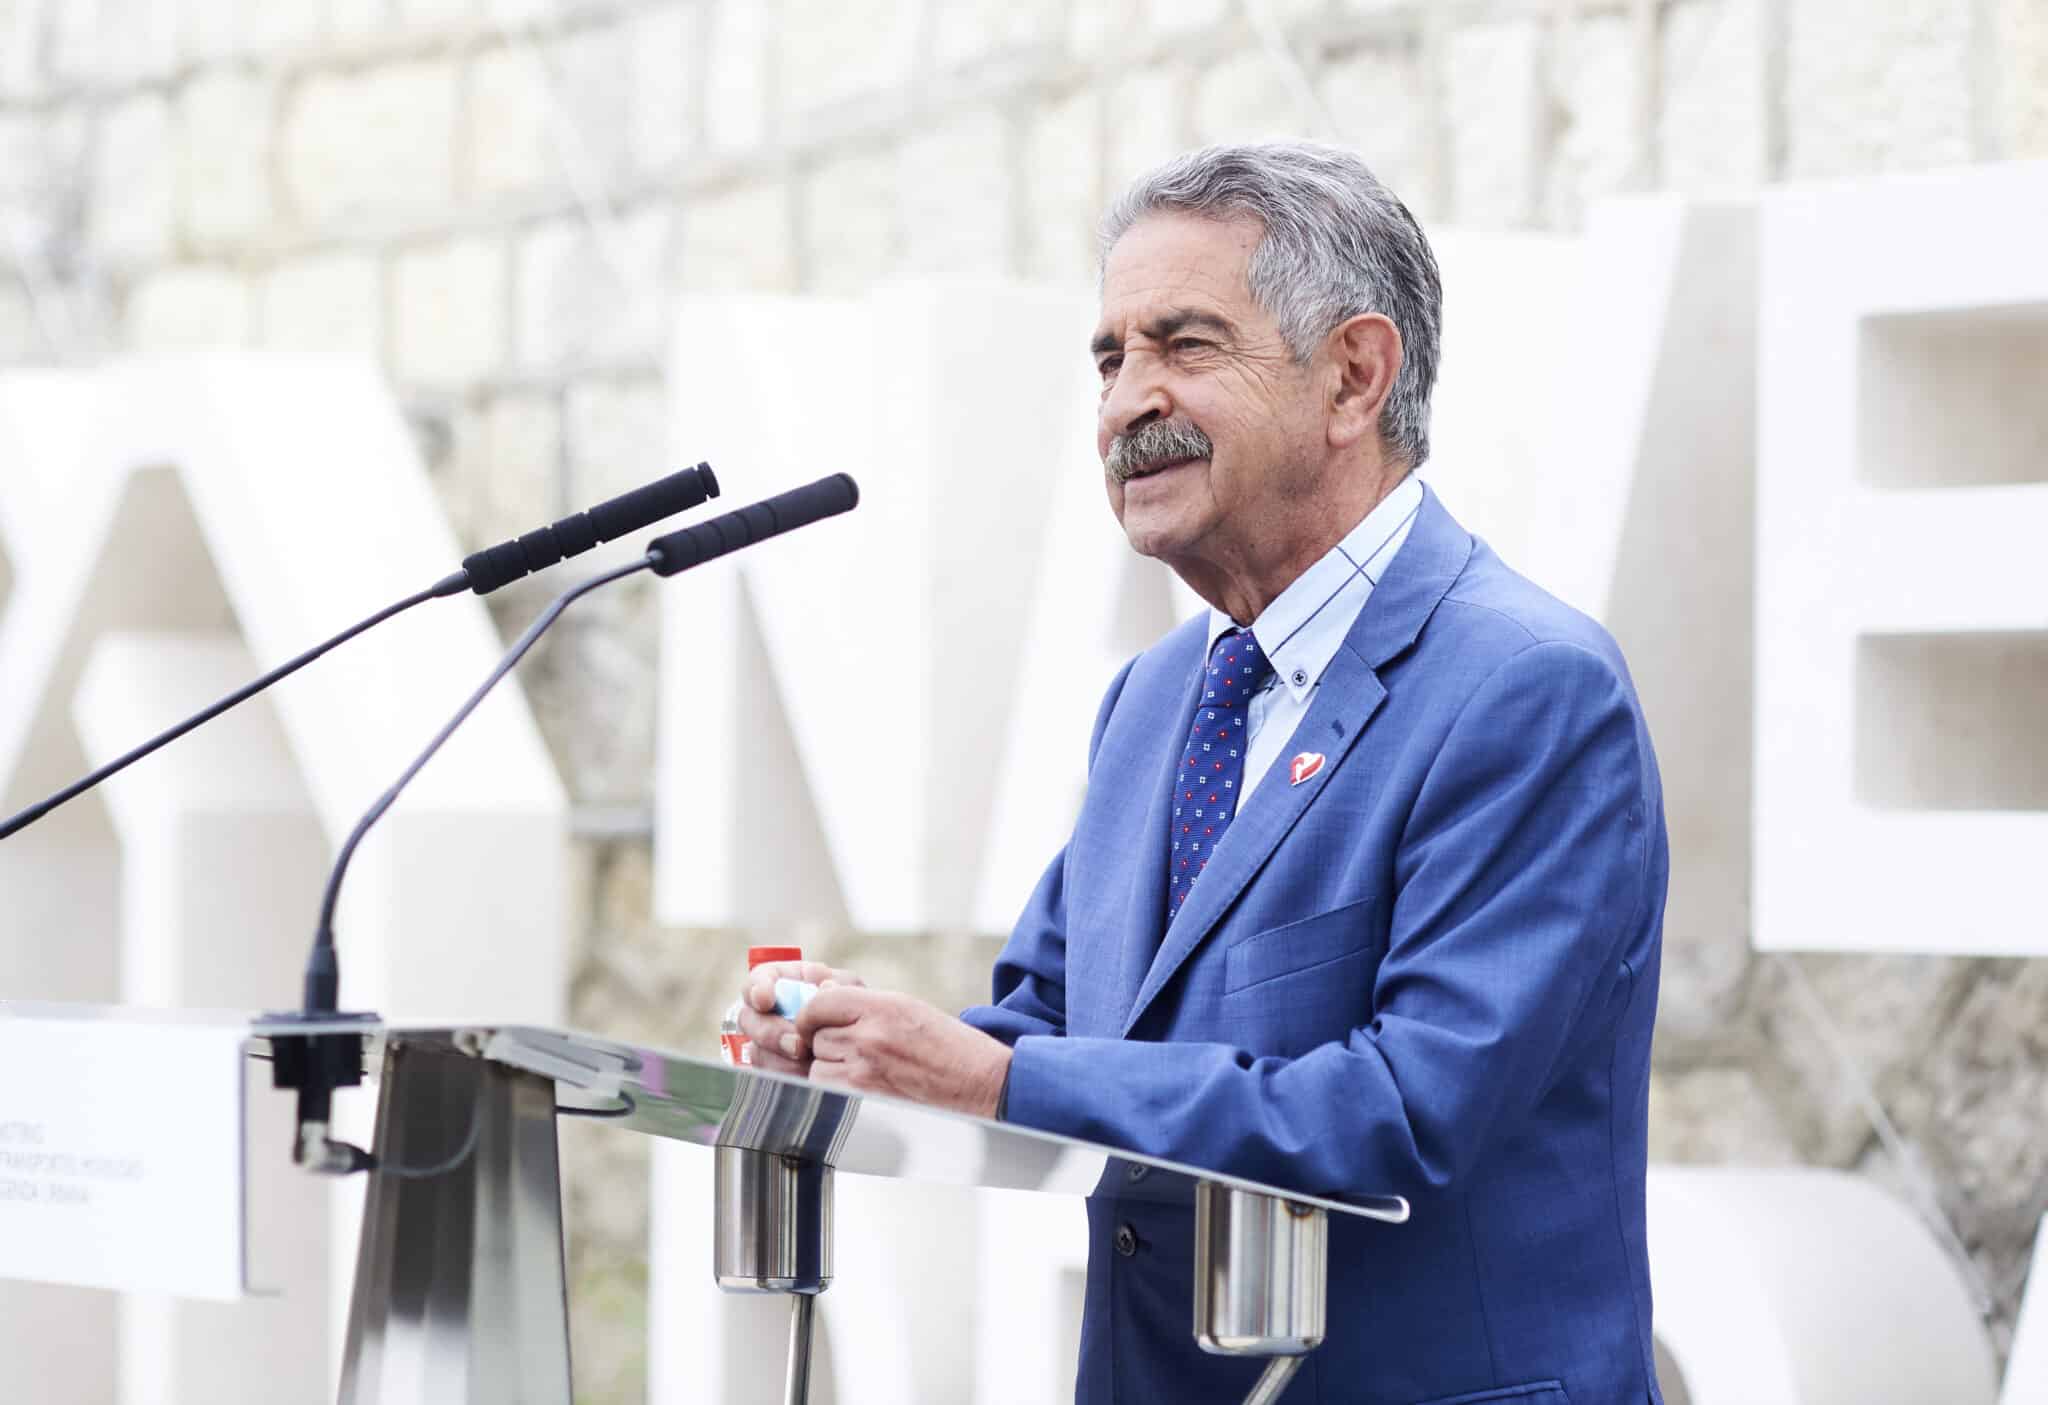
[{"x1": 1207, "y1": 471, "x2": 1423, "y2": 812}]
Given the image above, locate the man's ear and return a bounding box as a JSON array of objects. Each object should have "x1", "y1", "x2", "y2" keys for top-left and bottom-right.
[{"x1": 1327, "y1": 313, "x2": 1403, "y2": 451}]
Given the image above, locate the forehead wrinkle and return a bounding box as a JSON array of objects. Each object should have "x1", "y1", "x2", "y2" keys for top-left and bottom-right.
[{"x1": 1095, "y1": 219, "x2": 1262, "y2": 356}]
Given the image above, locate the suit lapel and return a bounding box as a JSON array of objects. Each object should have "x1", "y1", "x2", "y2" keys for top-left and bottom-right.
[
  {"x1": 1119, "y1": 657, "x2": 1384, "y2": 1035},
  {"x1": 1118, "y1": 485, "x2": 1474, "y2": 1036}
]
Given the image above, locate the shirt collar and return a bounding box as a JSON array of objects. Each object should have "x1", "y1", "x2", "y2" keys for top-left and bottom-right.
[{"x1": 1206, "y1": 473, "x2": 1425, "y2": 702}]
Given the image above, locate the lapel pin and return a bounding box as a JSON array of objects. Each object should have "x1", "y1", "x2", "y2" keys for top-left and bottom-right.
[{"x1": 1289, "y1": 752, "x2": 1325, "y2": 786}]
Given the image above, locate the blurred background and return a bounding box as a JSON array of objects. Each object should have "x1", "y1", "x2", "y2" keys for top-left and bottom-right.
[{"x1": 2, "y1": 1, "x2": 2046, "y2": 1402}]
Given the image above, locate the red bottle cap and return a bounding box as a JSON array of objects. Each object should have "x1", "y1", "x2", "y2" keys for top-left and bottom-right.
[{"x1": 747, "y1": 946, "x2": 803, "y2": 969}]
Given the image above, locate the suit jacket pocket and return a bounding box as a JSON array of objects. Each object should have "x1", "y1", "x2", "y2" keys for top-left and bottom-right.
[
  {"x1": 1222, "y1": 895, "x2": 1376, "y2": 995},
  {"x1": 1409, "y1": 1382, "x2": 1571, "y2": 1405}
]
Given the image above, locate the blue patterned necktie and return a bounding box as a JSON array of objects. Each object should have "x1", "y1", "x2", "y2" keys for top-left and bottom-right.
[{"x1": 1168, "y1": 628, "x2": 1275, "y2": 924}]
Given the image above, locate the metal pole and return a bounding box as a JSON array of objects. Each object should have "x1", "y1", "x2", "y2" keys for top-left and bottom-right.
[
  {"x1": 713, "y1": 1145, "x2": 833, "y2": 1402},
  {"x1": 784, "y1": 1293, "x2": 817, "y2": 1405},
  {"x1": 1241, "y1": 1355, "x2": 1306, "y2": 1405}
]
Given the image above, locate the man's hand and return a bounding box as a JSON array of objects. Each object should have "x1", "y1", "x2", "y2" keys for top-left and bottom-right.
[
  {"x1": 796, "y1": 988, "x2": 1014, "y2": 1118},
  {"x1": 734, "y1": 961, "x2": 866, "y2": 1076}
]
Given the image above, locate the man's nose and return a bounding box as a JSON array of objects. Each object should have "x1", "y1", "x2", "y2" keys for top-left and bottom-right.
[{"x1": 1100, "y1": 361, "x2": 1173, "y2": 443}]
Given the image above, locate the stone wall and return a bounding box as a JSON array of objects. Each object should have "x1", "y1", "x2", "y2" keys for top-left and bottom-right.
[{"x1": 4, "y1": 0, "x2": 2047, "y2": 1399}]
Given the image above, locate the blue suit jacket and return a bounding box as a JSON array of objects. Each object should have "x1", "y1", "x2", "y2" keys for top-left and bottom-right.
[{"x1": 964, "y1": 487, "x2": 1667, "y2": 1405}]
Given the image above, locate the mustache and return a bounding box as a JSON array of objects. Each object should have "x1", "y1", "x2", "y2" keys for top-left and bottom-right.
[{"x1": 1106, "y1": 419, "x2": 1213, "y2": 484}]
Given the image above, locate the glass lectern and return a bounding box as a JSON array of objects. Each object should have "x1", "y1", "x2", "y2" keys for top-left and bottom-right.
[{"x1": 0, "y1": 1004, "x2": 1409, "y2": 1405}]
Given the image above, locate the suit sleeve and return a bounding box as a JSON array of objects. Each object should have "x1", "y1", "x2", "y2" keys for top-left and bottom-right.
[
  {"x1": 960, "y1": 656, "x2": 1139, "y2": 1048},
  {"x1": 999, "y1": 640, "x2": 1655, "y2": 1199}
]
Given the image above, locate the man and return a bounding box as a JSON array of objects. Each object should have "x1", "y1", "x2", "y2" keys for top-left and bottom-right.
[{"x1": 740, "y1": 141, "x2": 1667, "y2": 1404}]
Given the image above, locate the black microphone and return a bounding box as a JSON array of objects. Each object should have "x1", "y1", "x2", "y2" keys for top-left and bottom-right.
[
  {"x1": 0, "y1": 462, "x2": 720, "y2": 842},
  {"x1": 462, "y1": 460, "x2": 719, "y2": 594},
  {"x1": 279, "y1": 473, "x2": 859, "y2": 1173},
  {"x1": 647, "y1": 472, "x2": 859, "y2": 576}
]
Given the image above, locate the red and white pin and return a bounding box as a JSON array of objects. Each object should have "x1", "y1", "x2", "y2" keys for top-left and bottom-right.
[{"x1": 1289, "y1": 752, "x2": 1325, "y2": 786}]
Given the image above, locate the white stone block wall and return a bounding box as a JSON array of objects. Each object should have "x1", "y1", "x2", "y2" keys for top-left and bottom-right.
[
  {"x1": 392, "y1": 233, "x2": 509, "y2": 384},
  {"x1": 125, "y1": 267, "x2": 253, "y2": 349},
  {"x1": 2, "y1": 1, "x2": 2046, "y2": 1399},
  {"x1": 178, "y1": 72, "x2": 276, "y2": 248},
  {"x1": 259, "y1": 251, "x2": 383, "y2": 358}
]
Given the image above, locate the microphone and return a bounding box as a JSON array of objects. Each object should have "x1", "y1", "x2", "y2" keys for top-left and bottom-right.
[
  {"x1": 462, "y1": 461, "x2": 720, "y2": 594},
  {"x1": 648, "y1": 471, "x2": 859, "y2": 575},
  {"x1": 278, "y1": 473, "x2": 859, "y2": 1173},
  {"x1": 0, "y1": 462, "x2": 719, "y2": 842}
]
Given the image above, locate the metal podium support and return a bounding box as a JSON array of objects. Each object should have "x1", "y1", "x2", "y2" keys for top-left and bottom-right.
[
  {"x1": 338, "y1": 1039, "x2": 573, "y2": 1405},
  {"x1": 707, "y1": 1071, "x2": 856, "y2": 1405},
  {"x1": 1194, "y1": 1180, "x2": 1329, "y2": 1405},
  {"x1": 714, "y1": 1146, "x2": 834, "y2": 1404}
]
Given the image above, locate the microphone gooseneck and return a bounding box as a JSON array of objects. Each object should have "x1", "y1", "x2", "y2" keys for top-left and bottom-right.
[
  {"x1": 287, "y1": 473, "x2": 859, "y2": 1175},
  {"x1": 278, "y1": 555, "x2": 651, "y2": 1175},
  {"x1": 308, "y1": 554, "x2": 654, "y2": 976},
  {"x1": 0, "y1": 569, "x2": 470, "y2": 843},
  {"x1": 0, "y1": 463, "x2": 719, "y2": 844}
]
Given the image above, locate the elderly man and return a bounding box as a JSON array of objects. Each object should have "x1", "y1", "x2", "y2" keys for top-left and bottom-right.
[{"x1": 741, "y1": 141, "x2": 1667, "y2": 1405}]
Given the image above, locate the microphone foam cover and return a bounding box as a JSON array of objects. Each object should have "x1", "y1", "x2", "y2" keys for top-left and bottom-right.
[
  {"x1": 464, "y1": 461, "x2": 720, "y2": 595},
  {"x1": 648, "y1": 473, "x2": 858, "y2": 577},
  {"x1": 517, "y1": 525, "x2": 564, "y2": 575},
  {"x1": 462, "y1": 539, "x2": 531, "y2": 595},
  {"x1": 588, "y1": 462, "x2": 719, "y2": 543},
  {"x1": 552, "y1": 513, "x2": 598, "y2": 559}
]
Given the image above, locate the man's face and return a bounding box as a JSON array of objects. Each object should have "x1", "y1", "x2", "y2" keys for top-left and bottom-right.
[{"x1": 1093, "y1": 212, "x2": 1326, "y2": 573}]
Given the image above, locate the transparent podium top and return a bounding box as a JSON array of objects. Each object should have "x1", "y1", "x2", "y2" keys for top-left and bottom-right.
[{"x1": 1, "y1": 1002, "x2": 1409, "y2": 1224}]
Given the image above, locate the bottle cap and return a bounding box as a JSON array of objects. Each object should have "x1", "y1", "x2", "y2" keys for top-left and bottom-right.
[{"x1": 746, "y1": 945, "x2": 803, "y2": 969}]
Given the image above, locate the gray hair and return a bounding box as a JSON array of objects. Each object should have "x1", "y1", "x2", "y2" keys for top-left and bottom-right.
[{"x1": 1099, "y1": 141, "x2": 1443, "y2": 469}]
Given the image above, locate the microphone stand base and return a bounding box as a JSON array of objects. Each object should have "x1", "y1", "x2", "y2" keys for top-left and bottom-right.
[{"x1": 264, "y1": 1008, "x2": 379, "y2": 1169}]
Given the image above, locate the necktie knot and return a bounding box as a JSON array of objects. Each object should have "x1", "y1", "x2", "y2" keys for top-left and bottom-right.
[{"x1": 1204, "y1": 628, "x2": 1273, "y2": 703}]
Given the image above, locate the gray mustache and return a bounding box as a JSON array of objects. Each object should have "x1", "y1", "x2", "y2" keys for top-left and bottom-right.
[{"x1": 1106, "y1": 419, "x2": 1213, "y2": 484}]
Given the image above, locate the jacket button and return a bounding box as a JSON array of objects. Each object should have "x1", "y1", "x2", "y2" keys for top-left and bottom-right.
[
  {"x1": 1126, "y1": 1162, "x2": 1150, "y2": 1183},
  {"x1": 1114, "y1": 1223, "x2": 1138, "y2": 1257}
]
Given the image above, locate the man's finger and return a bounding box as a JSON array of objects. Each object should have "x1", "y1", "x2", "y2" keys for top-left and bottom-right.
[
  {"x1": 735, "y1": 1002, "x2": 796, "y2": 1050},
  {"x1": 794, "y1": 986, "x2": 878, "y2": 1040},
  {"x1": 809, "y1": 1025, "x2": 857, "y2": 1063},
  {"x1": 743, "y1": 961, "x2": 819, "y2": 1011},
  {"x1": 747, "y1": 1042, "x2": 809, "y2": 1077},
  {"x1": 746, "y1": 961, "x2": 859, "y2": 1011}
]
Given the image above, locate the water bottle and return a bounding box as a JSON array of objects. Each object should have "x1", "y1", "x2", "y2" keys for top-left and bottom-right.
[{"x1": 719, "y1": 945, "x2": 802, "y2": 1065}]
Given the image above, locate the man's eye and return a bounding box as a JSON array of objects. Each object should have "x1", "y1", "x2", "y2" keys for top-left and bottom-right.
[
  {"x1": 1097, "y1": 356, "x2": 1122, "y2": 380},
  {"x1": 1169, "y1": 338, "x2": 1209, "y2": 354}
]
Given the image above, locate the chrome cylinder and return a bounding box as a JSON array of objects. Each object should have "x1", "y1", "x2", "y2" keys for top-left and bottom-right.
[
  {"x1": 713, "y1": 1145, "x2": 833, "y2": 1294},
  {"x1": 785, "y1": 1294, "x2": 817, "y2": 1405},
  {"x1": 1193, "y1": 1180, "x2": 1328, "y2": 1357}
]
